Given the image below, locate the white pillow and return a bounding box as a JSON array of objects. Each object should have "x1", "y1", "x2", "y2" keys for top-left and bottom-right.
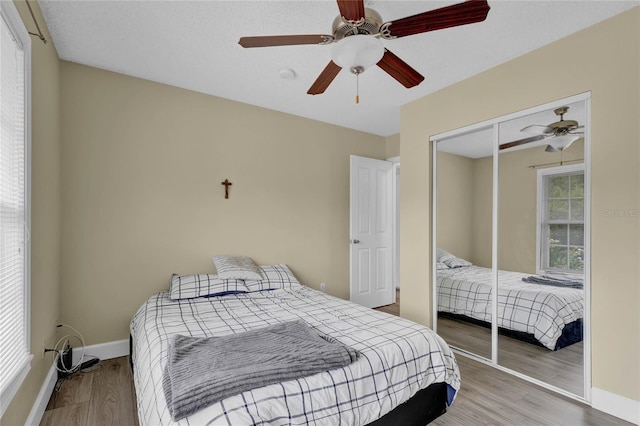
[
  {"x1": 244, "y1": 264, "x2": 302, "y2": 292},
  {"x1": 436, "y1": 262, "x2": 449, "y2": 270},
  {"x1": 212, "y1": 255, "x2": 263, "y2": 280},
  {"x1": 436, "y1": 248, "x2": 472, "y2": 269},
  {"x1": 445, "y1": 257, "x2": 472, "y2": 268},
  {"x1": 436, "y1": 248, "x2": 453, "y2": 263},
  {"x1": 169, "y1": 274, "x2": 249, "y2": 300}
]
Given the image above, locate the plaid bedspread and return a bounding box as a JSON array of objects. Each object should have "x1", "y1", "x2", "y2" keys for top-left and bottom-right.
[
  {"x1": 437, "y1": 266, "x2": 583, "y2": 349},
  {"x1": 131, "y1": 286, "x2": 460, "y2": 425}
]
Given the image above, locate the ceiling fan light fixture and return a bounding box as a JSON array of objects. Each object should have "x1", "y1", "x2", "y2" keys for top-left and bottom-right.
[
  {"x1": 548, "y1": 135, "x2": 580, "y2": 151},
  {"x1": 331, "y1": 35, "x2": 384, "y2": 72}
]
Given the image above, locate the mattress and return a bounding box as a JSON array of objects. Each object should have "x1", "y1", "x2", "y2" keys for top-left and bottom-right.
[
  {"x1": 437, "y1": 265, "x2": 583, "y2": 350},
  {"x1": 130, "y1": 286, "x2": 460, "y2": 425}
]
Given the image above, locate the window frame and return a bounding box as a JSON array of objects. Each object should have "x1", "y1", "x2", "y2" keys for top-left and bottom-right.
[
  {"x1": 536, "y1": 163, "x2": 585, "y2": 275},
  {"x1": 0, "y1": 0, "x2": 32, "y2": 416}
]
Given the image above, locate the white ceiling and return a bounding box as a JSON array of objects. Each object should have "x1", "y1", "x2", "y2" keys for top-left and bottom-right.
[{"x1": 39, "y1": 1, "x2": 638, "y2": 137}]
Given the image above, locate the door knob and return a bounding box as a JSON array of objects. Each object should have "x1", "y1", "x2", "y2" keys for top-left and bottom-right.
[{"x1": 352, "y1": 239, "x2": 360, "y2": 244}]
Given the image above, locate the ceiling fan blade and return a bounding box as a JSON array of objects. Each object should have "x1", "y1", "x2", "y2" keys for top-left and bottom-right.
[
  {"x1": 307, "y1": 61, "x2": 342, "y2": 95},
  {"x1": 336, "y1": 0, "x2": 365, "y2": 22},
  {"x1": 382, "y1": 0, "x2": 490, "y2": 39},
  {"x1": 521, "y1": 124, "x2": 554, "y2": 135},
  {"x1": 499, "y1": 135, "x2": 546, "y2": 151},
  {"x1": 239, "y1": 34, "x2": 332, "y2": 48},
  {"x1": 376, "y1": 49, "x2": 425, "y2": 88}
]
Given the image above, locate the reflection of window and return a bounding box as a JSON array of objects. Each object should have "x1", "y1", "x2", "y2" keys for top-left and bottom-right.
[{"x1": 537, "y1": 165, "x2": 584, "y2": 274}]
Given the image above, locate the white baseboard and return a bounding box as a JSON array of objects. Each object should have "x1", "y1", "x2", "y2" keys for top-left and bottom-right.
[
  {"x1": 592, "y1": 387, "x2": 640, "y2": 425},
  {"x1": 24, "y1": 357, "x2": 57, "y2": 426},
  {"x1": 71, "y1": 339, "x2": 129, "y2": 364},
  {"x1": 27, "y1": 339, "x2": 130, "y2": 426}
]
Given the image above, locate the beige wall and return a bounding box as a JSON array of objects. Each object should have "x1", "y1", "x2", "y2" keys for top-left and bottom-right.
[
  {"x1": 59, "y1": 62, "x2": 386, "y2": 345},
  {"x1": 435, "y1": 149, "x2": 493, "y2": 269},
  {"x1": 2, "y1": 1, "x2": 61, "y2": 425},
  {"x1": 470, "y1": 156, "x2": 492, "y2": 268},
  {"x1": 386, "y1": 133, "x2": 400, "y2": 158},
  {"x1": 436, "y1": 151, "x2": 474, "y2": 261},
  {"x1": 401, "y1": 7, "x2": 639, "y2": 403}
]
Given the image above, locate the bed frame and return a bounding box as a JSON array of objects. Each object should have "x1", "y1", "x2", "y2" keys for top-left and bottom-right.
[
  {"x1": 438, "y1": 312, "x2": 583, "y2": 350},
  {"x1": 368, "y1": 382, "x2": 448, "y2": 425}
]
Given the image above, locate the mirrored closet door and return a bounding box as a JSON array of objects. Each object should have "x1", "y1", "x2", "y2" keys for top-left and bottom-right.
[
  {"x1": 432, "y1": 94, "x2": 590, "y2": 399},
  {"x1": 434, "y1": 126, "x2": 494, "y2": 360}
]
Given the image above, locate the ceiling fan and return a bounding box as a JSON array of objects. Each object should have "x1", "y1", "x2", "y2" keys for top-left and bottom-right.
[
  {"x1": 499, "y1": 106, "x2": 584, "y2": 152},
  {"x1": 238, "y1": 0, "x2": 491, "y2": 99}
]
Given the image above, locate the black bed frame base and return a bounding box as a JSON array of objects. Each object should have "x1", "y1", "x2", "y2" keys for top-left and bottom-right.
[
  {"x1": 367, "y1": 382, "x2": 448, "y2": 426},
  {"x1": 438, "y1": 312, "x2": 583, "y2": 350}
]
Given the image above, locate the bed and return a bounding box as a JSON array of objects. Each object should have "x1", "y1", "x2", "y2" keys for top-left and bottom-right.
[
  {"x1": 437, "y1": 263, "x2": 583, "y2": 350},
  {"x1": 130, "y1": 263, "x2": 460, "y2": 425}
]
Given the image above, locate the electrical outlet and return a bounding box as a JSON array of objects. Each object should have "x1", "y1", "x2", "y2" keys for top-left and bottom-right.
[
  {"x1": 320, "y1": 282, "x2": 326, "y2": 292},
  {"x1": 41, "y1": 338, "x2": 47, "y2": 359}
]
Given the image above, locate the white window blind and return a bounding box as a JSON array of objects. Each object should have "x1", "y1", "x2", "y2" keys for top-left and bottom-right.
[{"x1": 0, "y1": 1, "x2": 32, "y2": 415}]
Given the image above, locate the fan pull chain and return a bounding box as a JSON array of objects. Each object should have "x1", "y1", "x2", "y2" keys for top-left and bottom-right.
[{"x1": 350, "y1": 66, "x2": 364, "y2": 104}]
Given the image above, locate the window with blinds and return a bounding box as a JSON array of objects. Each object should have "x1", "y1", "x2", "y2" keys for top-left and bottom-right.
[{"x1": 0, "y1": 1, "x2": 31, "y2": 415}]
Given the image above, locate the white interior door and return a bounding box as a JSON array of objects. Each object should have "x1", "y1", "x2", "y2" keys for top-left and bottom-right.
[{"x1": 350, "y1": 155, "x2": 393, "y2": 308}]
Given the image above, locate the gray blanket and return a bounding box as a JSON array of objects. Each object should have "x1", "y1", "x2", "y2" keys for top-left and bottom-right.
[
  {"x1": 522, "y1": 273, "x2": 583, "y2": 289},
  {"x1": 162, "y1": 320, "x2": 357, "y2": 421}
]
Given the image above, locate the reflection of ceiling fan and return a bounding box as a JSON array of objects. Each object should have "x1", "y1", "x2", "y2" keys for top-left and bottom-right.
[
  {"x1": 500, "y1": 106, "x2": 584, "y2": 152},
  {"x1": 238, "y1": 0, "x2": 490, "y2": 98}
]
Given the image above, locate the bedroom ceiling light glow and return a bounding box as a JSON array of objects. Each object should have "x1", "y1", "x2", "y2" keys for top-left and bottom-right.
[
  {"x1": 330, "y1": 35, "x2": 384, "y2": 103},
  {"x1": 547, "y1": 135, "x2": 581, "y2": 152},
  {"x1": 330, "y1": 35, "x2": 384, "y2": 72}
]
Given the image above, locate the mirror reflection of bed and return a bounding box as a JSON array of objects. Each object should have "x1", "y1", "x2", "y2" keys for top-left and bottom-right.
[{"x1": 434, "y1": 98, "x2": 587, "y2": 398}]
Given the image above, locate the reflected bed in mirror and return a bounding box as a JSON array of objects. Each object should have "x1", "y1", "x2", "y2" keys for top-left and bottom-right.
[{"x1": 436, "y1": 250, "x2": 583, "y2": 351}]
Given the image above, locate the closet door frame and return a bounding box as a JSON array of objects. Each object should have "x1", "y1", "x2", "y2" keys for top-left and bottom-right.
[{"x1": 431, "y1": 92, "x2": 591, "y2": 403}]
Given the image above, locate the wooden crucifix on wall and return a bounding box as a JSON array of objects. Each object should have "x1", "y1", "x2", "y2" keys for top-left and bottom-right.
[{"x1": 221, "y1": 179, "x2": 232, "y2": 199}]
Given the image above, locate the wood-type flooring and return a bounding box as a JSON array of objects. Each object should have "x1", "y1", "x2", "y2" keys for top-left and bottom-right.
[{"x1": 40, "y1": 290, "x2": 630, "y2": 425}]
